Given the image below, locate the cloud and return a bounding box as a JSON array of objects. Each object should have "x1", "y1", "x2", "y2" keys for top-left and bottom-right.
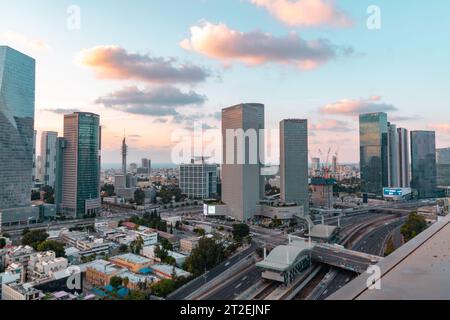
[
  {"x1": 390, "y1": 115, "x2": 421, "y2": 122},
  {"x1": 309, "y1": 119, "x2": 353, "y2": 132},
  {"x1": 428, "y1": 123, "x2": 450, "y2": 133},
  {"x1": 0, "y1": 30, "x2": 52, "y2": 52},
  {"x1": 320, "y1": 96, "x2": 397, "y2": 116},
  {"x1": 181, "y1": 21, "x2": 351, "y2": 69},
  {"x1": 77, "y1": 45, "x2": 210, "y2": 84},
  {"x1": 43, "y1": 108, "x2": 82, "y2": 114},
  {"x1": 249, "y1": 0, "x2": 352, "y2": 28},
  {"x1": 95, "y1": 85, "x2": 207, "y2": 117},
  {"x1": 153, "y1": 118, "x2": 169, "y2": 124}
]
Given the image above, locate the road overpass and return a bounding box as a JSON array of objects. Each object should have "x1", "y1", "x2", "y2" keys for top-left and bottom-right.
[{"x1": 311, "y1": 244, "x2": 383, "y2": 274}]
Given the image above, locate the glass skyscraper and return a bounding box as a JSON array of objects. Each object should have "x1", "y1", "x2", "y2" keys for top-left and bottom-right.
[
  {"x1": 411, "y1": 131, "x2": 437, "y2": 199},
  {"x1": 0, "y1": 46, "x2": 35, "y2": 209},
  {"x1": 60, "y1": 112, "x2": 101, "y2": 218},
  {"x1": 359, "y1": 112, "x2": 389, "y2": 196},
  {"x1": 280, "y1": 119, "x2": 309, "y2": 212},
  {"x1": 436, "y1": 148, "x2": 450, "y2": 187}
]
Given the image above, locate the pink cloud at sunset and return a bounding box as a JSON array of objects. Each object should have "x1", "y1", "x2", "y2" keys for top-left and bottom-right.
[
  {"x1": 249, "y1": 0, "x2": 352, "y2": 28},
  {"x1": 76, "y1": 45, "x2": 210, "y2": 84},
  {"x1": 428, "y1": 123, "x2": 450, "y2": 134},
  {"x1": 320, "y1": 96, "x2": 397, "y2": 116},
  {"x1": 181, "y1": 21, "x2": 351, "y2": 69}
]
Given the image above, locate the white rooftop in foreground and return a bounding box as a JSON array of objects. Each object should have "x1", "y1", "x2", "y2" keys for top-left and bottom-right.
[
  {"x1": 329, "y1": 215, "x2": 450, "y2": 300},
  {"x1": 256, "y1": 240, "x2": 311, "y2": 272}
]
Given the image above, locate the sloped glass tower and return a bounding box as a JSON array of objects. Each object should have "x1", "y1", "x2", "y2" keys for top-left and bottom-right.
[{"x1": 0, "y1": 46, "x2": 35, "y2": 209}]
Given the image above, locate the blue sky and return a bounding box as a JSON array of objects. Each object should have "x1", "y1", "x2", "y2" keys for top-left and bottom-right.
[{"x1": 1, "y1": 0, "x2": 449, "y2": 164}]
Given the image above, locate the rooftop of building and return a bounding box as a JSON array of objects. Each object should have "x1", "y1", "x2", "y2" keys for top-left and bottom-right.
[
  {"x1": 110, "y1": 253, "x2": 151, "y2": 265},
  {"x1": 256, "y1": 240, "x2": 311, "y2": 272},
  {"x1": 151, "y1": 264, "x2": 191, "y2": 278},
  {"x1": 118, "y1": 271, "x2": 159, "y2": 284},
  {"x1": 329, "y1": 215, "x2": 450, "y2": 300},
  {"x1": 86, "y1": 259, "x2": 124, "y2": 275}
]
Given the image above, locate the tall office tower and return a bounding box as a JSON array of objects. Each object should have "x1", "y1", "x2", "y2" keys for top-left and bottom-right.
[
  {"x1": 40, "y1": 131, "x2": 58, "y2": 187},
  {"x1": 311, "y1": 157, "x2": 321, "y2": 175},
  {"x1": 397, "y1": 128, "x2": 410, "y2": 187},
  {"x1": 0, "y1": 46, "x2": 35, "y2": 209},
  {"x1": 359, "y1": 112, "x2": 389, "y2": 196},
  {"x1": 138, "y1": 158, "x2": 151, "y2": 174},
  {"x1": 222, "y1": 103, "x2": 264, "y2": 221},
  {"x1": 387, "y1": 123, "x2": 400, "y2": 187},
  {"x1": 436, "y1": 148, "x2": 450, "y2": 187},
  {"x1": 121, "y1": 136, "x2": 128, "y2": 176},
  {"x1": 61, "y1": 112, "x2": 101, "y2": 218},
  {"x1": 55, "y1": 137, "x2": 66, "y2": 212},
  {"x1": 410, "y1": 131, "x2": 437, "y2": 199},
  {"x1": 179, "y1": 160, "x2": 218, "y2": 200},
  {"x1": 332, "y1": 155, "x2": 338, "y2": 174},
  {"x1": 280, "y1": 120, "x2": 309, "y2": 212}
]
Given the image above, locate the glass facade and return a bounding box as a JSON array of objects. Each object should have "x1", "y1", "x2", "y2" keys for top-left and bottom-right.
[
  {"x1": 359, "y1": 113, "x2": 388, "y2": 196},
  {"x1": 411, "y1": 131, "x2": 437, "y2": 198},
  {"x1": 61, "y1": 113, "x2": 101, "y2": 218},
  {"x1": 0, "y1": 46, "x2": 35, "y2": 209},
  {"x1": 437, "y1": 148, "x2": 450, "y2": 187},
  {"x1": 179, "y1": 163, "x2": 218, "y2": 200},
  {"x1": 77, "y1": 113, "x2": 101, "y2": 216}
]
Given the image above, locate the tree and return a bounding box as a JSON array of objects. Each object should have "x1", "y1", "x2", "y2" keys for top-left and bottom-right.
[
  {"x1": 401, "y1": 212, "x2": 427, "y2": 242},
  {"x1": 134, "y1": 189, "x2": 146, "y2": 206},
  {"x1": 101, "y1": 184, "x2": 115, "y2": 197},
  {"x1": 22, "y1": 229, "x2": 49, "y2": 249},
  {"x1": 130, "y1": 236, "x2": 144, "y2": 254},
  {"x1": 151, "y1": 279, "x2": 176, "y2": 297},
  {"x1": 122, "y1": 277, "x2": 130, "y2": 288},
  {"x1": 232, "y1": 224, "x2": 250, "y2": 242},
  {"x1": 0, "y1": 238, "x2": 6, "y2": 249},
  {"x1": 37, "y1": 240, "x2": 66, "y2": 258},
  {"x1": 154, "y1": 245, "x2": 169, "y2": 261},
  {"x1": 110, "y1": 276, "x2": 123, "y2": 288},
  {"x1": 31, "y1": 190, "x2": 41, "y2": 201},
  {"x1": 125, "y1": 290, "x2": 147, "y2": 300},
  {"x1": 161, "y1": 238, "x2": 173, "y2": 251},
  {"x1": 194, "y1": 228, "x2": 206, "y2": 237},
  {"x1": 41, "y1": 186, "x2": 55, "y2": 204},
  {"x1": 119, "y1": 244, "x2": 129, "y2": 253},
  {"x1": 184, "y1": 237, "x2": 225, "y2": 276}
]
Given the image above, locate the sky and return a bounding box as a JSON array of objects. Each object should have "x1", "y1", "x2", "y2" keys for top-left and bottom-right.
[{"x1": 1, "y1": 0, "x2": 450, "y2": 165}]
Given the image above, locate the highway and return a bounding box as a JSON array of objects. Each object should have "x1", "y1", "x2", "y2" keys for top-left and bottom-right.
[
  {"x1": 314, "y1": 217, "x2": 407, "y2": 299},
  {"x1": 167, "y1": 242, "x2": 259, "y2": 300},
  {"x1": 204, "y1": 265, "x2": 262, "y2": 300}
]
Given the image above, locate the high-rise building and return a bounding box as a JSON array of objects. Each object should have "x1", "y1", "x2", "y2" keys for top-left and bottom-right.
[
  {"x1": 121, "y1": 136, "x2": 128, "y2": 176},
  {"x1": 397, "y1": 128, "x2": 410, "y2": 188},
  {"x1": 0, "y1": 46, "x2": 36, "y2": 209},
  {"x1": 179, "y1": 159, "x2": 218, "y2": 200},
  {"x1": 280, "y1": 119, "x2": 309, "y2": 212},
  {"x1": 410, "y1": 131, "x2": 437, "y2": 199},
  {"x1": 60, "y1": 112, "x2": 101, "y2": 218},
  {"x1": 436, "y1": 148, "x2": 450, "y2": 187},
  {"x1": 311, "y1": 157, "x2": 321, "y2": 176},
  {"x1": 332, "y1": 155, "x2": 338, "y2": 175},
  {"x1": 387, "y1": 123, "x2": 400, "y2": 187},
  {"x1": 40, "y1": 131, "x2": 58, "y2": 188},
  {"x1": 359, "y1": 112, "x2": 389, "y2": 196},
  {"x1": 222, "y1": 103, "x2": 264, "y2": 221}
]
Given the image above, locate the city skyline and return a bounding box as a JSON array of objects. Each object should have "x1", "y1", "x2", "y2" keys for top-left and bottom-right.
[{"x1": 1, "y1": 0, "x2": 450, "y2": 164}]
